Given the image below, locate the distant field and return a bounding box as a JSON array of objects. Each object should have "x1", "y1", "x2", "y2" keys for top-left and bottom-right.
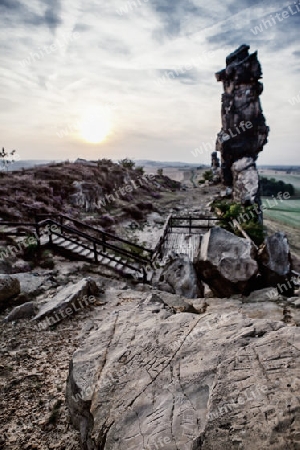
[
  {"x1": 262, "y1": 198, "x2": 300, "y2": 229},
  {"x1": 259, "y1": 172, "x2": 300, "y2": 195}
]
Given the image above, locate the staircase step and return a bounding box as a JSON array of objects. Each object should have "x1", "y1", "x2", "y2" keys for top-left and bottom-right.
[
  {"x1": 64, "y1": 243, "x2": 79, "y2": 251},
  {"x1": 80, "y1": 248, "x2": 93, "y2": 257},
  {"x1": 52, "y1": 236, "x2": 65, "y2": 246}
]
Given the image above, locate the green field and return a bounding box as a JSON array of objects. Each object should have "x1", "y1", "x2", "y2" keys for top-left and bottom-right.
[{"x1": 262, "y1": 198, "x2": 300, "y2": 229}]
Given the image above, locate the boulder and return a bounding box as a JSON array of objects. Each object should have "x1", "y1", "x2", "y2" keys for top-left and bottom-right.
[
  {"x1": 0, "y1": 275, "x2": 21, "y2": 312},
  {"x1": 4, "y1": 301, "x2": 37, "y2": 322},
  {"x1": 258, "y1": 232, "x2": 292, "y2": 295},
  {"x1": 231, "y1": 157, "x2": 260, "y2": 205},
  {"x1": 194, "y1": 227, "x2": 258, "y2": 297},
  {"x1": 11, "y1": 273, "x2": 49, "y2": 299},
  {"x1": 66, "y1": 295, "x2": 300, "y2": 450},
  {"x1": 156, "y1": 253, "x2": 204, "y2": 299},
  {"x1": 34, "y1": 277, "x2": 100, "y2": 326}
]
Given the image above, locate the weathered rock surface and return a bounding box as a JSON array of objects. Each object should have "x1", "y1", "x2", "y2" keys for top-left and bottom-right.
[
  {"x1": 156, "y1": 253, "x2": 204, "y2": 299},
  {"x1": 215, "y1": 44, "x2": 269, "y2": 187},
  {"x1": 4, "y1": 301, "x2": 37, "y2": 322},
  {"x1": 215, "y1": 44, "x2": 269, "y2": 212},
  {"x1": 11, "y1": 272, "x2": 49, "y2": 299},
  {"x1": 147, "y1": 291, "x2": 198, "y2": 313},
  {"x1": 0, "y1": 275, "x2": 21, "y2": 312},
  {"x1": 194, "y1": 227, "x2": 258, "y2": 297},
  {"x1": 66, "y1": 290, "x2": 300, "y2": 450},
  {"x1": 34, "y1": 277, "x2": 100, "y2": 323},
  {"x1": 231, "y1": 156, "x2": 260, "y2": 204},
  {"x1": 258, "y1": 232, "x2": 292, "y2": 294}
]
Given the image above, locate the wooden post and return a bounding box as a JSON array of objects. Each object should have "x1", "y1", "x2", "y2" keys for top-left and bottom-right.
[
  {"x1": 189, "y1": 216, "x2": 192, "y2": 233},
  {"x1": 102, "y1": 234, "x2": 106, "y2": 253}
]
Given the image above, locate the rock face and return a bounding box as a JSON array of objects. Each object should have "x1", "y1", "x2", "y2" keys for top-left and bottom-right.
[
  {"x1": 259, "y1": 232, "x2": 292, "y2": 294},
  {"x1": 231, "y1": 156, "x2": 260, "y2": 205},
  {"x1": 0, "y1": 275, "x2": 21, "y2": 312},
  {"x1": 194, "y1": 227, "x2": 258, "y2": 297},
  {"x1": 66, "y1": 290, "x2": 300, "y2": 450},
  {"x1": 215, "y1": 44, "x2": 269, "y2": 209},
  {"x1": 156, "y1": 253, "x2": 204, "y2": 298},
  {"x1": 34, "y1": 277, "x2": 100, "y2": 325}
]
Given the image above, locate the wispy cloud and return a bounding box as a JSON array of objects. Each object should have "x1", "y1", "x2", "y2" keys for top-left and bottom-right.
[{"x1": 0, "y1": 0, "x2": 299, "y2": 163}]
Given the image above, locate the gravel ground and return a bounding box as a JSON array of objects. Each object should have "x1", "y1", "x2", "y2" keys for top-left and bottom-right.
[{"x1": 0, "y1": 308, "x2": 92, "y2": 449}]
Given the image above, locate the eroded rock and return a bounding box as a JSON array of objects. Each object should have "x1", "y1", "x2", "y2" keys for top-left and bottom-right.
[
  {"x1": 258, "y1": 232, "x2": 292, "y2": 295},
  {"x1": 156, "y1": 253, "x2": 204, "y2": 299},
  {"x1": 34, "y1": 277, "x2": 100, "y2": 324},
  {"x1": 194, "y1": 227, "x2": 258, "y2": 297},
  {"x1": 231, "y1": 156, "x2": 260, "y2": 204},
  {"x1": 4, "y1": 301, "x2": 37, "y2": 322},
  {"x1": 66, "y1": 294, "x2": 300, "y2": 450}
]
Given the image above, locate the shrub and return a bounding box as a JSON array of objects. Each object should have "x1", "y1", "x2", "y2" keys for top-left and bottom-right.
[
  {"x1": 135, "y1": 166, "x2": 144, "y2": 175},
  {"x1": 118, "y1": 158, "x2": 135, "y2": 170},
  {"x1": 203, "y1": 170, "x2": 213, "y2": 182},
  {"x1": 212, "y1": 200, "x2": 265, "y2": 245}
]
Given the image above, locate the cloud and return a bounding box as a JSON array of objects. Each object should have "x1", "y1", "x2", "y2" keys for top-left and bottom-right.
[
  {"x1": 0, "y1": 0, "x2": 61, "y2": 30},
  {"x1": 156, "y1": 68, "x2": 201, "y2": 85},
  {"x1": 150, "y1": 0, "x2": 207, "y2": 38},
  {"x1": 0, "y1": 0, "x2": 298, "y2": 163}
]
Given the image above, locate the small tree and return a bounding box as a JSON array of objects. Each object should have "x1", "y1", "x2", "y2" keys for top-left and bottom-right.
[
  {"x1": 135, "y1": 166, "x2": 144, "y2": 175},
  {"x1": 157, "y1": 168, "x2": 163, "y2": 176},
  {"x1": 118, "y1": 158, "x2": 135, "y2": 170},
  {"x1": 202, "y1": 170, "x2": 213, "y2": 182},
  {"x1": 0, "y1": 148, "x2": 19, "y2": 171}
]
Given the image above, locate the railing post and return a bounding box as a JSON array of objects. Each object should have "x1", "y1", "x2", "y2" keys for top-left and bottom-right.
[
  {"x1": 189, "y1": 216, "x2": 192, "y2": 233},
  {"x1": 102, "y1": 234, "x2": 106, "y2": 253},
  {"x1": 60, "y1": 215, "x2": 63, "y2": 235},
  {"x1": 93, "y1": 242, "x2": 98, "y2": 262}
]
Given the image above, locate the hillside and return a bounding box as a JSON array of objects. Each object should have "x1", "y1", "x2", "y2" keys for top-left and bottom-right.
[{"x1": 0, "y1": 160, "x2": 180, "y2": 232}]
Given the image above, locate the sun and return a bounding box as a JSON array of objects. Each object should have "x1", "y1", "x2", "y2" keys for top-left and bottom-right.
[{"x1": 79, "y1": 107, "x2": 112, "y2": 144}]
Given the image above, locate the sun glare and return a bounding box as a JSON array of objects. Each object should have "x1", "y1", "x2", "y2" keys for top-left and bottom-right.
[{"x1": 79, "y1": 107, "x2": 112, "y2": 144}]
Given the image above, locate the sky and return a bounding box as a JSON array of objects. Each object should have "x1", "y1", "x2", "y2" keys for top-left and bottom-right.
[{"x1": 0, "y1": 0, "x2": 299, "y2": 165}]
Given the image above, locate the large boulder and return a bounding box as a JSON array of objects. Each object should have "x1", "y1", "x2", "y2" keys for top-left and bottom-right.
[
  {"x1": 194, "y1": 227, "x2": 258, "y2": 297},
  {"x1": 66, "y1": 293, "x2": 300, "y2": 450},
  {"x1": 231, "y1": 156, "x2": 260, "y2": 205},
  {"x1": 156, "y1": 253, "x2": 204, "y2": 299},
  {"x1": 33, "y1": 277, "x2": 101, "y2": 328},
  {"x1": 0, "y1": 275, "x2": 21, "y2": 312},
  {"x1": 258, "y1": 232, "x2": 292, "y2": 295}
]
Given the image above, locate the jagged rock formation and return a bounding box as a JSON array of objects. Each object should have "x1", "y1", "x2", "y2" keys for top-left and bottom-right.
[
  {"x1": 66, "y1": 289, "x2": 300, "y2": 450},
  {"x1": 211, "y1": 151, "x2": 220, "y2": 182},
  {"x1": 215, "y1": 44, "x2": 269, "y2": 209}
]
